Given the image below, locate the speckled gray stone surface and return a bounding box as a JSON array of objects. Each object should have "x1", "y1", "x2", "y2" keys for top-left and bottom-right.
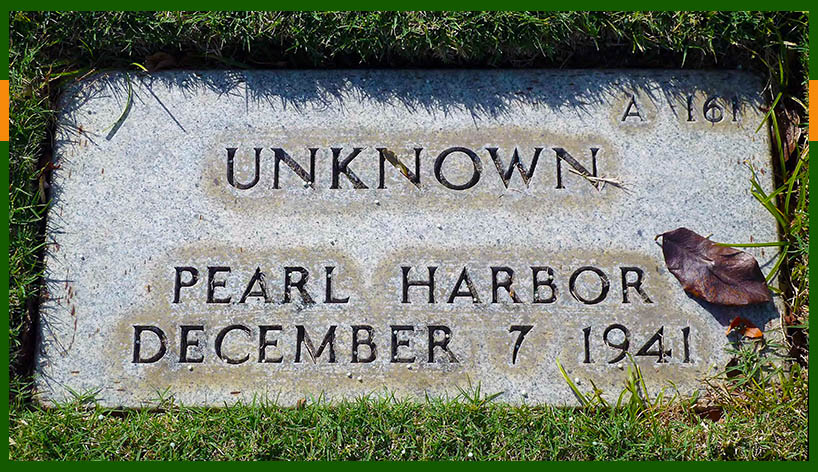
[{"x1": 38, "y1": 70, "x2": 780, "y2": 407}]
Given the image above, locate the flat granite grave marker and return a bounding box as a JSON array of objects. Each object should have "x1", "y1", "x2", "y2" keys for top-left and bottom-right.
[{"x1": 38, "y1": 70, "x2": 781, "y2": 407}]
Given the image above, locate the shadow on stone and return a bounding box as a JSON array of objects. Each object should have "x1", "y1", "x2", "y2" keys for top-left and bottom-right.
[
  {"x1": 55, "y1": 69, "x2": 765, "y2": 139},
  {"x1": 688, "y1": 294, "x2": 779, "y2": 332}
]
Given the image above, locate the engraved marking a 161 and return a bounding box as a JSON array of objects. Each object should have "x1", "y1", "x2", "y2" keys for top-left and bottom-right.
[{"x1": 621, "y1": 93, "x2": 743, "y2": 124}]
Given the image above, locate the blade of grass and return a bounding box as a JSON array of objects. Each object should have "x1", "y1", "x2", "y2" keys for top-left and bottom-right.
[
  {"x1": 103, "y1": 73, "x2": 133, "y2": 137},
  {"x1": 770, "y1": 109, "x2": 787, "y2": 178},
  {"x1": 783, "y1": 151, "x2": 806, "y2": 215},
  {"x1": 764, "y1": 246, "x2": 789, "y2": 283},
  {"x1": 752, "y1": 189, "x2": 790, "y2": 229},
  {"x1": 715, "y1": 241, "x2": 788, "y2": 248},
  {"x1": 754, "y1": 91, "x2": 782, "y2": 133},
  {"x1": 555, "y1": 358, "x2": 587, "y2": 407}
]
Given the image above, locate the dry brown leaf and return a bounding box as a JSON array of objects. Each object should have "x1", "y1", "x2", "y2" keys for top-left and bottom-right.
[
  {"x1": 657, "y1": 227, "x2": 771, "y2": 306},
  {"x1": 695, "y1": 405, "x2": 724, "y2": 422},
  {"x1": 145, "y1": 52, "x2": 177, "y2": 72},
  {"x1": 726, "y1": 316, "x2": 763, "y2": 339}
]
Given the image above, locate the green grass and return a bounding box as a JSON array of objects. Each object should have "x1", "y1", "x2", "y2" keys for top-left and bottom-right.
[
  {"x1": 8, "y1": 363, "x2": 809, "y2": 461},
  {"x1": 8, "y1": 11, "x2": 810, "y2": 460}
]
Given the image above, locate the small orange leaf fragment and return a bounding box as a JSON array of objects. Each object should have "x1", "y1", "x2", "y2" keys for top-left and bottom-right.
[{"x1": 726, "y1": 317, "x2": 763, "y2": 339}]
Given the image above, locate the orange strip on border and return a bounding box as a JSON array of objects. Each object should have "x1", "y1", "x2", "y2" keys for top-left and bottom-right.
[
  {"x1": 811, "y1": 80, "x2": 817, "y2": 142},
  {"x1": 1, "y1": 80, "x2": 8, "y2": 141}
]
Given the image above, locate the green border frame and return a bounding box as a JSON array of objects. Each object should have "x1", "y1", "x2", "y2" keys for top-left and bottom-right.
[{"x1": 1, "y1": 5, "x2": 813, "y2": 464}]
